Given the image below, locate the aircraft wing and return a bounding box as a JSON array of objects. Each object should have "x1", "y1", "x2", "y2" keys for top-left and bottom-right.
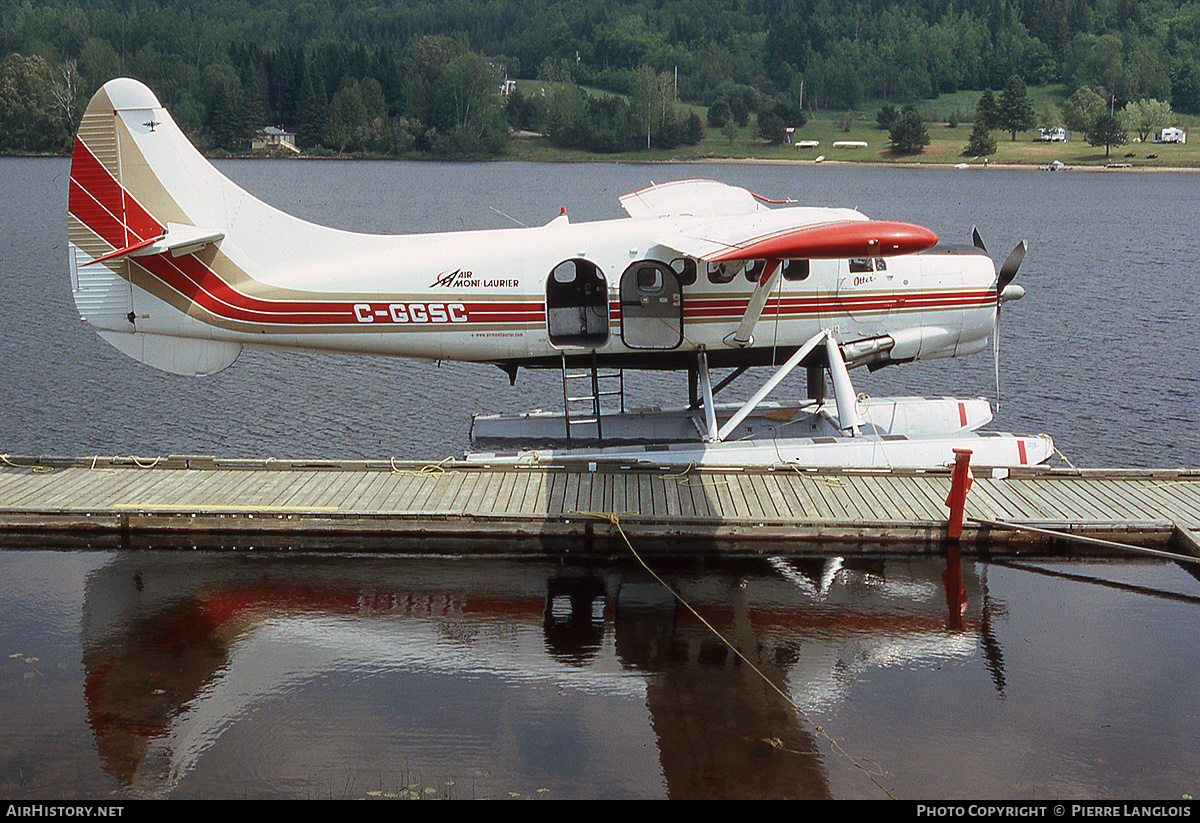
[
  {"x1": 618, "y1": 179, "x2": 767, "y2": 218},
  {"x1": 661, "y1": 209, "x2": 938, "y2": 262},
  {"x1": 620, "y1": 179, "x2": 938, "y2": 262}
]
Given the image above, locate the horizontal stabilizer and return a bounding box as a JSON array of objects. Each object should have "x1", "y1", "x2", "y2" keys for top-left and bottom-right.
[{"x1": 81, "y1": 223, "x2": 225, "y2": 267}]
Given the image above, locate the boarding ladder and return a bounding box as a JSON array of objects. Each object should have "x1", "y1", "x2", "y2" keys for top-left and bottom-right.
[{"x1": 561, "y1": 352, "x2": 624, "y2": 444}]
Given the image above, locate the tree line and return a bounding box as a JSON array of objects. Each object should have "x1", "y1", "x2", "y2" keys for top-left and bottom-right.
[{"x1": 3, "y1": 0, "x2": 1200, "y2": 156}]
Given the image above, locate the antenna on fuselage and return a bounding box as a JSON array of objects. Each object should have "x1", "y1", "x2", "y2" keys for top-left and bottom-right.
[{"x1": 488, "y1": 205, "x2": 528, "y2": 228}]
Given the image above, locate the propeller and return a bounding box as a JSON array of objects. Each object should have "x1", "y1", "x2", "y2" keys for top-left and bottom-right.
[
  {"x1": 989, "y1": 237, "x2": 1027, "y2": 411},
  {"x1": 997, "y1": 241, "x2": 1026, "y2": 293}
]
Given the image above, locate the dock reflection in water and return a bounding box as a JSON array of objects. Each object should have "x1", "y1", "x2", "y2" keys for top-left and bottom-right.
[{"x1": 71, "y1": 549, "x2": 998, "y2": 799}]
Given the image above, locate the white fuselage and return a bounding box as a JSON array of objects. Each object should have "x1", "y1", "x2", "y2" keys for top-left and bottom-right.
[
  {"x1": 66, "y1": 77, "x2": 999, "y2": 377},
  {"x1": 92, "y1": 211, "x2": 998, "y2": 369}
]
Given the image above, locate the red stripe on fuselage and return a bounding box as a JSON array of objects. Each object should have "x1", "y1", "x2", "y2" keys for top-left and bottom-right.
[
  {"x1": 680, "y1": 291, "x2": 995, "y2": 321},
  {"x1": 67, "y1": 140, "x2": 543, "y2": 327},
  {"x1": 68, "y1": 138, "x2": 990, "y2": 330},
  {"x1": 141, "y1": 251, "x2": 544, "y2": 326}
]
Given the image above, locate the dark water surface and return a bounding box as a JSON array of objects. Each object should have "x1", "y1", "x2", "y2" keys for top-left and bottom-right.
[
  {"x1": 1, "y1": 158, "x2": 1199, "y2": 799},
  {"x1": 2, "y1": 550, "x2": 1199, "y2": 799}
]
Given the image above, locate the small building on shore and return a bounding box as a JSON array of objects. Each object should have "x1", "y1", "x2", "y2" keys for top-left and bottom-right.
[{"x1": 252, "y1": 126, "x2": 299, "y2": 153}]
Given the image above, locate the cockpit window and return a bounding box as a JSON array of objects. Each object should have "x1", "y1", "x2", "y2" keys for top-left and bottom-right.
[{"x1": 849, "y1": 258, "x2": 888, "y2": 273}]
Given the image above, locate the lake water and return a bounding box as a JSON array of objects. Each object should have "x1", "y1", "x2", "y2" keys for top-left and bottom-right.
[{"x1": 1, "y1": 157, "x2": 1199, "y2": 799}]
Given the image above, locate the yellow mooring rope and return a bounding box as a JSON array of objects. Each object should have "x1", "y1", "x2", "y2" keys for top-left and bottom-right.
[{"x1": 570, "y1": 507, "x2": 896, "y2": 800}]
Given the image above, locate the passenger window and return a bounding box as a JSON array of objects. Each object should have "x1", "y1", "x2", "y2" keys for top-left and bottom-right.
[
  {"x1": 849, "y1": 258, "x2": 873, "y2": 273},
  {"x1": 744, "y1": 260, "x2": 765, "y2": 282},
  {"x1": 670, "y1": 257, "x2": 697, "y2": 286},
  {"x1": 707, "y1": 261, "x2": 739, "y2": 284},
  {"x1": 552, "y1": 260, "x2": 580, "y2": 283},
  {"x1": 782, "y1": 259, "x2": 810, "y2": 281}
]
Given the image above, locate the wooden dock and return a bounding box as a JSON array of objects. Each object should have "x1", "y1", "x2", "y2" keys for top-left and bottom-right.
[{"x1": 1, "y1": 454, "x2": 1199, "y2": 558}]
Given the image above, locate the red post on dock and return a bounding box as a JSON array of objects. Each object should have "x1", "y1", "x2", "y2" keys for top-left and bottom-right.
[
  {"x1": 943, "y1": 448, "x2": 974, "y2": 627},
  {"x1": 944, "y1": 448, "x2": 974, "y2": 540}
]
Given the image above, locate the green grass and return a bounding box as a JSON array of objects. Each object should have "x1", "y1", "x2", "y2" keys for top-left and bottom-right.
[{"x1": 507, "y1": 83, "x2": 1200, "y2": 169}]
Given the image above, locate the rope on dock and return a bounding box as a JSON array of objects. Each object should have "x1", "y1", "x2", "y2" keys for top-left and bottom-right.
[
  {"x1": 663, "y1": 462, "x2": 728, "y2": 487},
  {"x1": 573, "y1": 506, "x2": 896, "y2": 800},
  {"x1": 0, "y1": 454, "x2": 55, "y2": 473},
  {"x1": 388, "y1": 456, "x2": 460, "y2": 476},
  {"x1": 857, "y1": 393, "x2": 894, "y2": 470},
  {"x1": 1043, "y1": 434, "x2": 1080, "y2": 473},
  {"x1": 88, "y1": 455, "x2": 118, "y2": 473}
]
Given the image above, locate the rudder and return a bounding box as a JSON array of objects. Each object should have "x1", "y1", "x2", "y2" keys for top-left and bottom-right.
[{"x1": 67, "y1": 79, "x2": 241, "y2": 375}]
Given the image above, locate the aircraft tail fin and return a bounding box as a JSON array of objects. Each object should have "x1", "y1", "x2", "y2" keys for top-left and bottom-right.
[{"x1": 68, "y1": 78, "x2": 242, "y2": 375}]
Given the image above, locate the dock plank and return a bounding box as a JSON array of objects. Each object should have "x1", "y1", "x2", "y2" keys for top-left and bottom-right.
[
  {"x1": 1042, "y1": 478, "x2": 1119, "y2": 521},
  {"x1": 340, "y1": 472, "x2": 392, "y2": 512},
  {"x1": 886, "y1": 474, "x2": 941, "y2": 520},
  {"x1": 560, "y1": 471, "x2": 581, "y2": 515},
  {"x1": 779, "y1": 473, "x2": 822, "y2": 519},
  {"x1": 970, "y1": 479, "x2": 1033, "y2": 520},
  {"x1": 854, "y1": 475, "x2": 899, "y2": 521},
  {"x1": 545, "y1": 471, "x2": 568, "y2": 517},
  {"x1": 523, "y1": 471, "x2": 545, "y2": 514},
  {"x1": 806, "y1": 474, "x2": 850, "y2": 520},
  {"x1": 729, "y1": 474, "x2": 759, "y2": 518},
  {"x1": 1076, "y1": 479, "x2": 1153, "y2": 521},
  {"x1": 2, "y1": 457, "x2": 1198, "y2": 555}
]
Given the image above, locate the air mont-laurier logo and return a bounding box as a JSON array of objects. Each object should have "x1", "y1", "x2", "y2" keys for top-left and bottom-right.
[{"x1": 431, "y1": 269, "x2": 519, "y2": 289}]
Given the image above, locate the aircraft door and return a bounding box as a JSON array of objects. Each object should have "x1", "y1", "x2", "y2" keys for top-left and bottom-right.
[
  {"x1": 620, "y1": 260, "x2": 683, "y2": 349},
  {"x1": 546, "y1": 259, "x2": 610, "y2": 348}
]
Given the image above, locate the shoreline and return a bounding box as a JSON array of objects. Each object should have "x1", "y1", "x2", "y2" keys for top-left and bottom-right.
[
  {"x1": 11, "y1": 148, "x2": 1199, "y2": 172},
  {"x1": 678, "y1": 156, "x2": 1200, "y2": 172}
]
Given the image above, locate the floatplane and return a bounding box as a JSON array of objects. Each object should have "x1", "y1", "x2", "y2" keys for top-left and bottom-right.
[{"x1": 67, "y1": 78, "x2": 1049, "y2": 469}]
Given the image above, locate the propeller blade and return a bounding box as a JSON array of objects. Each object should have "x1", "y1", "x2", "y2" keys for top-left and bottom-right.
[
  {"x1": 998, "y1": 241, "x2": 1026, "y2": 291},
  {"x1": 972, "y1": 226, "x2": 987, "y2": 253},
  {"x1": 992, "y1": 241, "x2": 1025, "y2": 413},
  {"x1": 994, "y1": 302, "x2": 1002, "y2": 410}
]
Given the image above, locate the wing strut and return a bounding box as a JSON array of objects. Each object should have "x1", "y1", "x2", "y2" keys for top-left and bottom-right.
[{"x1": 728, "y1": 259, "x2": 781, "y2": 347}]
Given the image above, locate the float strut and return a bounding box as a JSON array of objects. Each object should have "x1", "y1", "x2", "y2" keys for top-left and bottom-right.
[
  {"x1": 716, "y1": 330, "x2": 827, "y2": 442},
  {"x1": 697, "y1": 349, "x2": 719, "y2": 442}
]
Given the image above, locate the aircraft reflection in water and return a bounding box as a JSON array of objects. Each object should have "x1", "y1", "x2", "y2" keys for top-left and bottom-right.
[{"x1": 81, "y1": 552, "x2": 1000, "y2": 799}]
